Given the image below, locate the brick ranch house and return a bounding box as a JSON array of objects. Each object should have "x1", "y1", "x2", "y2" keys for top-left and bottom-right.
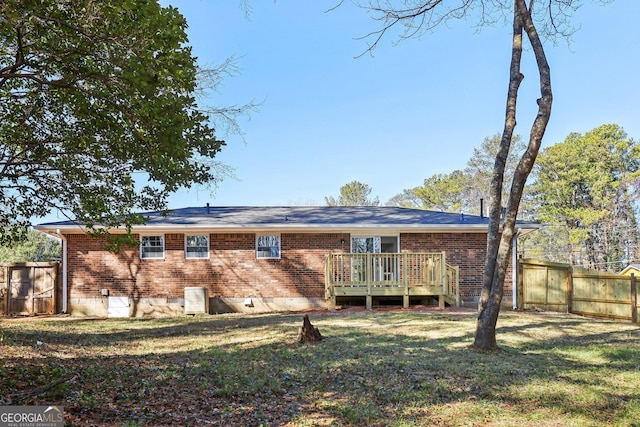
[{"x1": 35, "y1": 206, "x2": 539, "y2": 317}]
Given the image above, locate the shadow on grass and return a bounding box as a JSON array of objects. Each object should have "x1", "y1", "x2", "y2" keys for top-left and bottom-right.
[
  {"x1": 1, "y1": 311, "x2": 640, "y2": 426},
  {"x1": 0, "y1": 313, "x2": 305, "y2": 346}
]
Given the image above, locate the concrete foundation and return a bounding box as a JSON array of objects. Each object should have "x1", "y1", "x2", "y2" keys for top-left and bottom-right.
[
  {"x1": 68, "y1": 296, "x2": 328, "y2": 317},
  {"x1": 209, "y1": 297, "x2": 327, "y2": 314}
]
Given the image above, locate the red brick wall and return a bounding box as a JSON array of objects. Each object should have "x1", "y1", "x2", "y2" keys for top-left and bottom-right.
[
  {"x1": 208, "y1": 233, "x2": 344, "y2": 299},
  {"x1": 400, "y1": 233, "x2": 513, "y2": 299},
  {"x1": 66, "y1": 232, "x2": 344, "y2": 300},
  {"x1": 65, "y1": 231, "x2": 511, "y2": 302}
]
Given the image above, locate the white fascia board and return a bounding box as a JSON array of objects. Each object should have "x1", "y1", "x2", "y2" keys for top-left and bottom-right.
[
  {"x1": 38, "y1": 224, "x2": 490, "y2": 235},
  {"x1": 34, "y1": 224, "x2": 82, "y2": 234},
  {"x1": 36, "y1": 222, "x2": 541, "y2": 235},
  {"x1": 34, "y1": 224, "x2": 123, "y2": 234},
  {"x1": 146, "y1": 224, "x2": 492, "y2": 234}
]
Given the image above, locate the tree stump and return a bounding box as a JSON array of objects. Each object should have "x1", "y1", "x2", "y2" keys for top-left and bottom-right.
[{"x1": 297, "y1": 314, "x2": 323, "y2": 343}]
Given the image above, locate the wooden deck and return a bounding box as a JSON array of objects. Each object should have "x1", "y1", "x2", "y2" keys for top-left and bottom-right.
[{"x1": 325, "y1": 252, "x2": 460, "y2": 309}]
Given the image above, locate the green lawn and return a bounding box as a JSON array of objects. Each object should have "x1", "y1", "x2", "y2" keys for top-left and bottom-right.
[{"x1": 1, "y1": 308, "x2": 640, "y2": 426}]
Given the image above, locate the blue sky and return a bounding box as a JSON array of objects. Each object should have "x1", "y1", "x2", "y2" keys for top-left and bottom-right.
[
  {"x1": 106, "y1": 2, "x2": 640, "y2": 212},
  {"x1": 165, "y1": 0, "x2": 638, "y2": 208}
]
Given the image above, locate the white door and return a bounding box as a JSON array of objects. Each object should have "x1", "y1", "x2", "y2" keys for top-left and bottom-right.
[
  {"x1": 351, "y1": 237, "x2": 380, "y2": 283},
  {"x1": 351, "y1": 237, "x2": 381, "y2": 254},
  {"x1": 351, "y1": 236, "x2": 400, "y2": 282}
]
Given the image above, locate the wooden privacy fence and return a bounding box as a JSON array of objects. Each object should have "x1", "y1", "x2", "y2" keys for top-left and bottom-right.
[
  {"x1": 518, "y1": 259, "x2": 639, "y2": 322},
  {"x1": 0, "y1": 263, "x2": 60, "y2": 316}
]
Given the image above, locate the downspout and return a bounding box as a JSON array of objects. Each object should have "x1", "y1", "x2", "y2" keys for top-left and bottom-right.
[
  {"x1": 512, "y1": 228, "x2": 522, "y2": 310},
  {"x1": 56, "y1": 229, "x2": 68, "y2": 313}
]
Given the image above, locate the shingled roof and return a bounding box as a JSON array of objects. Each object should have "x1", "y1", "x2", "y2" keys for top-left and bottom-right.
[{"x1": 36, "y1": 205, "x2": 540, "y2": 234}]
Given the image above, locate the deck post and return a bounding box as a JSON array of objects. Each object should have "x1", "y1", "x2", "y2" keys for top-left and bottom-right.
[
  {"x1": 439, "y1": 252, "x2": 446, "y2": 308},
  {"x1": 455, "y1": 266, "x2": 460, "y2": 307},
  {"x1": 366, "y1": 253, "x2": 372, "y2": 310},
  {"x1": 441, "y1": 251, "x2": 447, "y2": 296},
  {"x1": 403, "y1": 253, "x2": 409, "y2": 307},
  {"x1": 325, "y1": 254, "x2": 330, "y2": 300}
]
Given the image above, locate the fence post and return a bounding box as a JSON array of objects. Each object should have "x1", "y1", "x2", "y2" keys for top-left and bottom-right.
[
  {"x1": 566, "y1": 266, "x2": 573, "y2": 314},
  {"x1": 516, "y1": 260, "x2": 523, "y2": 310},
  {"x1": 631, "y1": 273, "x2": 637, "y2": 323},
  {"x1": 30, "y1": 266, "x2": 35, "y2": 315},
  {"x1": 7, "y1": 266, "x2": 14, "y2": 314},
  {"x1": 0, "y1": 265, "x2": 7, "y2": 315}
]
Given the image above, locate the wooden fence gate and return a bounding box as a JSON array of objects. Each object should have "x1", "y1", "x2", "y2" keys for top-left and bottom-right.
[
  {"x1": 518, "y1": 259, "x2": 639, "y2": 322},
  {"x1": 0, "y1": 263, "x2": 59, "y2": 316},
  {"x1": 519, "y1": 259, "x2": 571, "y2": 312}
]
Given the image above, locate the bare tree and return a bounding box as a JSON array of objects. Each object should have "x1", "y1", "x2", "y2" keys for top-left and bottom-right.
[
  {"x1": 474, "y1": 0, "x2": 552, "y2": 350},
  {"x1": 351, "y1": 0, "x2": 597, "y2": 351}
]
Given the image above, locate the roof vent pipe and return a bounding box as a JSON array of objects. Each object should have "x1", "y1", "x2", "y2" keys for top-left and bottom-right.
[{"x1": 480, "y1": 198, "x2": 484, "y2": 218}]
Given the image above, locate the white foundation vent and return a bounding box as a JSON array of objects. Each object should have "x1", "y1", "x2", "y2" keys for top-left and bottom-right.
[
  {"x1": 184, "y1": 287, "x2": 209, "y2": 315},
  {"x1": 107, "y1": 296, "x2": 130, "y2": 318}
]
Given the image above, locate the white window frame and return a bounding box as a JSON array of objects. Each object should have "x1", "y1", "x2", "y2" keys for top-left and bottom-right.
[
  {"x1": 140, "y1": 235, "x2": 165, "y2": 260},
  {"x1": 185, "y1": 234, "x2": 210, "y2": 259},
  {"x1": 256, "y1": 234, "x2": 281, "y2": 259}
]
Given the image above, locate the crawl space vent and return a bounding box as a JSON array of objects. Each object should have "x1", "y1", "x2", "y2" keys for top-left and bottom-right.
[{"x1": 184, "y1": 287, "x2": 209, "y2": 314}]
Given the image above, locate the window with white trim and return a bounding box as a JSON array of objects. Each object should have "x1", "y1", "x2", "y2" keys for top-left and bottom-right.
[
  {"x1": 256, "y1": 235, "x2": 280, "y2": 259},
  {"x1": 141, "y1": 235, "x2": 164, "y2": 259},
  {"x1": 185, "y1": 235, "x2": 209, "y2": 259}
]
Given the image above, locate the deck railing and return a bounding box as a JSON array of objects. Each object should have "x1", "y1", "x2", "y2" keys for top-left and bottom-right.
[
  {"x1": 446, "y1": 264, "x2": 460, "y2": 307},
  {"x1": 325, "y1": 252, "x2": 460, "y2": 308}
]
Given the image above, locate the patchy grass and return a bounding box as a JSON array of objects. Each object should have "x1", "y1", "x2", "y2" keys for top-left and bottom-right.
[{"x1": 1, "y1": 309, "x2": 640, "y2": 426}]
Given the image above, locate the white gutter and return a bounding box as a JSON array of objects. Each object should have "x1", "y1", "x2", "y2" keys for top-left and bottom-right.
[
  {"x1": 512, "y1": 228, "x2": 522, "y2": 310},
  {"x1": 37, "y1": 222, "x2": 542, "y2": 235},
  {"x1": 56, "y1": 228, "x2": 68, "y2": 313}
]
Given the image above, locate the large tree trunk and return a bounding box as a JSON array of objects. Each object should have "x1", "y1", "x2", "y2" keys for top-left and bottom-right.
[{"x1": 474, "y1": 0, "x2": 552, "y2": 351}]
